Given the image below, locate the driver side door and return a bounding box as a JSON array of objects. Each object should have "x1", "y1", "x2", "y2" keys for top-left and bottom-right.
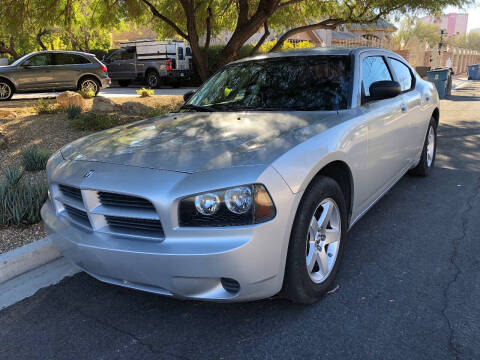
[
  {"x1": 17, "y1": 53, "x2": 56, "y2": 90},
  {"x1": 359, "y1": 54, "x2": 407, "y2": 209}
]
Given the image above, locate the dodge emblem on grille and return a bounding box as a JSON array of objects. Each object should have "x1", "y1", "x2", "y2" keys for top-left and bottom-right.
[{"x1": 83, "y1": 170, "x2": 95, "y2": 178}]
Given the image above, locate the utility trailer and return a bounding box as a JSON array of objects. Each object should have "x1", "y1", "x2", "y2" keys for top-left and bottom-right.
[{"x1": 104, "y1": 39, "x2": 193, "y2": 88}]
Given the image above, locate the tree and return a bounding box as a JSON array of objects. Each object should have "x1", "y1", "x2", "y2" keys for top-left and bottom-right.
[
  {"x1": 455, "y1": 31, "x2": 480, "y2": 51},
  {"x1": 115, "y1": 0, "x2": 471, "y2": 80},
  {"x1": 392, "y1": 17, "x2": 441, "y2": 48},
  {"x1": 0, "y1": 0, "x2": 119, "y2": 60}
]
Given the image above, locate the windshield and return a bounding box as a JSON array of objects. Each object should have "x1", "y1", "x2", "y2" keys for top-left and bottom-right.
[
  {"x1": 10, "y1": 53, "x2": 32, "y2": 66},
  {"x1": 187, "y1": 55, "x2": 351, "y2": 111}
]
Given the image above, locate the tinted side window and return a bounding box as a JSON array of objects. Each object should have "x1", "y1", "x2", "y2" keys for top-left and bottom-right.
[
  {"x1": 53, "y1": 53, "x2": 75, "y2": 65},
  {"x1": 177, "y1": 47, "x2": 184, "y2": 60},
  {"x1": 185, "y1": 47, "x2": 192, "y2": 56},
  {"x1": 25, "y1": 54, "x2": 52, "y2": 66},
  {"x1": 362, "y1": 56, "x2": 392, "y2": 96},
  {"x1": 121, "y1": 50, "x2": 135, "y2": 60},
  {"x1": 109, "y1": 51, "x2": 122, "y2": 61},
  {"x1": 389, "y1": 58, "x2": 413, "y2": 91}
]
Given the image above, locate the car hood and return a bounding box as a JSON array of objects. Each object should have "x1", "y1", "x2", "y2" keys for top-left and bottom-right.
[
  {"x1": 0, "y1": 65, "x2": 13, "y2": 72},
  {"x1": 61, "y1": 111, "x2": 351, "y2": 173}
]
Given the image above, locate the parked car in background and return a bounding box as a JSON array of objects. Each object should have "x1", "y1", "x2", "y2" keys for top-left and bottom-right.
[
  {"x1": 42, "y1": 48, "x2": 439, "y2": 303},
  {"x1": 0, "y1": 50, "x2": 110, "y2": 101},
  {"x1": 103, "y1": 39, "x2": 193, "y2": 88}
]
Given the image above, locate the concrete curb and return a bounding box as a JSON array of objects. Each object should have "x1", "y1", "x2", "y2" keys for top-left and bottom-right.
[{"x1": 0, "y1": 236, "x2": 60, "y2": 284}]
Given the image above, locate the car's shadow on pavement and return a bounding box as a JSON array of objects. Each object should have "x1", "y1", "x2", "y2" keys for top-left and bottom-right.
[{"x1": 2, "y1": 95, "x2": 480, "y2": 359}]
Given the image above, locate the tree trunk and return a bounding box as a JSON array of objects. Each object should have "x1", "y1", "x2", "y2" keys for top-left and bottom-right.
[{"x1": 0, "y1": 37, "x2": 20, "y2": 60}]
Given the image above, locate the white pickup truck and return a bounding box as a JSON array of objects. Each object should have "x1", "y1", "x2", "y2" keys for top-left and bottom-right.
[{"x1": 104, "y1": 39, "x2": 193, "y2": 88}]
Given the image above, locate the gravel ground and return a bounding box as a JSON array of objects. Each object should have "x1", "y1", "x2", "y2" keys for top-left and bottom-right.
[{"x1": 0, "y1": 95, "x2": 183, "y2": 254}]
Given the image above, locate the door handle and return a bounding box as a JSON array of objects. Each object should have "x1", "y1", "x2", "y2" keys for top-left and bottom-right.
[{"x1": 401, "y1": 104, "x2": 407, "y2": 113}]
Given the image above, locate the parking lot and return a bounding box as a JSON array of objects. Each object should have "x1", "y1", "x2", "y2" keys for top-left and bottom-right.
[{"x1": 1, "y1": 82, "x2": 479, "y2": 359}]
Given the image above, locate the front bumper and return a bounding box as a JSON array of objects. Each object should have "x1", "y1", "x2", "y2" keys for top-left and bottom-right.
[
  {"x1": 166, "y1": 70, "x2": 192, "y2": 81},
  {"x1": 41, "y1": 163, "x2": 298, "y2": 302}
]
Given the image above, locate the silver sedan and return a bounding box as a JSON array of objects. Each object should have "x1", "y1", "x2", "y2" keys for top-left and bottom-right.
[{"x1": 41, "y1": 47, "x2": 439, "y2": 303}]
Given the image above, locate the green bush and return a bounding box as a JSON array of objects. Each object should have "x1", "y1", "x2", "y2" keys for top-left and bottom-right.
[
  {"x1": 70, "y1": 112, "x2": 120, "y2": 131},
  {"x1": 33, "y1": 99, "x2": 64, "y2": 114},
  {"x1": 77, "y1": 88, "x2": 96, "y2": 99},
  {"x1": 0, "y1": 167, "x2": 48, "y2": 226},
  {"x1": 21, "y1": 146, "x2": 50, "y2": 171},
  {"x1": 136, "y1": 87, "x2": 155, "y2": 97},
  {"x1": 66, "y1": 105, "x2": 82, "y2": 120}
]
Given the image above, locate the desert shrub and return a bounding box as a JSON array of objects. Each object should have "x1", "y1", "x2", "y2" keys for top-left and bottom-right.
[
  {"x1": 33, "y1": 99, "x2": 64, "y2": 114},
  {"x1": 70, "y1": 112, "x2": 120, "y2": 131},
  {"x1": 66, "y1": 105, "x2": 82, "y2": 120},
  {"x1": 0, "y1": 167, "x2": 48, "y2": 226},
  {"x1": 142, "y1": 106, "x2": 170, "y2": 118},
  {"x1": 77, "y1": 88, "x2": 96, "y2": 99},
  {"x1": 137, "y1": 88, "x2": 155, "y2": 97},
  {"x1": 21, "y1": 146, "x2": 50, "y2": 171}
]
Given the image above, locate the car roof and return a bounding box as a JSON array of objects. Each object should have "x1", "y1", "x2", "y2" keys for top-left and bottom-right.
[
  {"x1": 231, "y1": 47, "x2": 393, "y2": 64},
  {"x1": 29, "y1": 50, "x2": 94, "y2": 57}
]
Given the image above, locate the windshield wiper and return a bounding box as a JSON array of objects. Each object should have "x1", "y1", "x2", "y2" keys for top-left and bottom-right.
[{"x1": 179, "y1": 104, "x2": 216, "y2": 112}]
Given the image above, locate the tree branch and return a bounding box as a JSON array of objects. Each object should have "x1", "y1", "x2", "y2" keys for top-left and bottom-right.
[
  {"x1": 277, "y1": 0, "x2": 304, "y2": 9},
  {"x1": 250, "y1": 21, "x2": 270, "y2": 55},
  {"x1": 140, "y1": 0, "x2": 189, "y2": 40},
  {"x1": 0, "y1": 37, "x2": 19, "y2": 60},
  {"x1": 270, "y1": 19, "x2": 344, "y2": 52}
]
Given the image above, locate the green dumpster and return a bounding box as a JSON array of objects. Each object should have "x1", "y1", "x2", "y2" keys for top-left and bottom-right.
[{"x1": 427, "y1": 68, "x2": 451, "y2": 98}]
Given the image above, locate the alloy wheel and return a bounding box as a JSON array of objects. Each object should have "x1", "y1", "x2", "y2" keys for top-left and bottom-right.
[
  {"x1": 147, "y1": 73, "x2": 158, "y2": 88},
  {"x1": 306, "y1": 198, "x2": 341, "y2": 284},
  {"x1": 426, "y1": 125, "x2": 435, "y2": 167},
  {"x1": 0, "y1": 83, "x2": 11, "y2": 100},
  {"x1": 81, "y1": 79, "x2": 98, "y2": 94}
]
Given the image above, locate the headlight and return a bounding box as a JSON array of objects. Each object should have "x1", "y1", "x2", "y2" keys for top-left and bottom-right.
[{"x1": 179, "y1": 184, "x2": 276, "y2": 227}]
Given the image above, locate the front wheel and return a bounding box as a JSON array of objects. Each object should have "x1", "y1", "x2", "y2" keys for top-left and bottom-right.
[
  {"x1": 0, "y1": 80, "x2": 14, "y2": 101},
  {"x1": 408, "y1": 117, "x2": 437, "y2": 177},
  {"x1": 283, "y1": 176, "x2": 347, "y2": 304}
]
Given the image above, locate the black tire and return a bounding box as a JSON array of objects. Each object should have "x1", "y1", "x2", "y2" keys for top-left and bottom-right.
[
  {"x1": 0, "y1": 79, "x2": 14, "y2": 101},
  {"x1": 78, "y1": 76, "x2": 101, "y2": 95},
  {"x1": 118, "y1": 80, "x2": 131, "y2": 87},
  {"x1": 146, "y1": 70, "x2": 160, "y2": 89},
  {"x1": 408, "y1": 117, "x2": 437, "y2": 177},
  {"x1": 283, "y1": 176, "x2": 348, "y2": 304},
  {"x1": 468, "y1": 77, "x2": 472, "y2": 81}
]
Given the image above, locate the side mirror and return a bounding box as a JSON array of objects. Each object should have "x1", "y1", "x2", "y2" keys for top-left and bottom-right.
[
  {"x1": 22, "y1": 62, "x2": 31, "y2": 68},
  {"x1": 183, "y1": 90, "x2": 195, "y2": 102},
  {"x1": 369, "y1": 80, "x2": 401, "y2": 101}
]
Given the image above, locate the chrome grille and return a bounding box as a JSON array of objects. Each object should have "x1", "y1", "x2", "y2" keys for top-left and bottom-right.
[
  {"x1": 98, "y1": 192, "x2": 154, "y2": 210},
  {"x1": 59, "y1": 184, "x2": 82, "y2": 201},
  {"x1": 55, "y1": 184, "x2": 164, "y2": 239}
]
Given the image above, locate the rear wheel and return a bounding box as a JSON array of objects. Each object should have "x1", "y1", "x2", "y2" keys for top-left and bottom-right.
[
  {"x1": 0, "y1": 80, "x2": 13, "y2": 101},
  {"x1": 146, "y1": 71, "x2": 160, "y2": 89},
  {"x1": 283, "y1": 176, "x2": 347, "y2": 304},
  {"x1": 78, "y1": 77, "x2": 100, "y2": 95},
  {"x1": 408, "y1": 117, "x2": 437, "y2": 177}
]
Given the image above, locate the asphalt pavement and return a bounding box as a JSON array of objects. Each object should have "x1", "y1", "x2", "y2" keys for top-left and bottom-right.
[{"x1": 1, "y1": 83, "x2": 480, "y2": 360}]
